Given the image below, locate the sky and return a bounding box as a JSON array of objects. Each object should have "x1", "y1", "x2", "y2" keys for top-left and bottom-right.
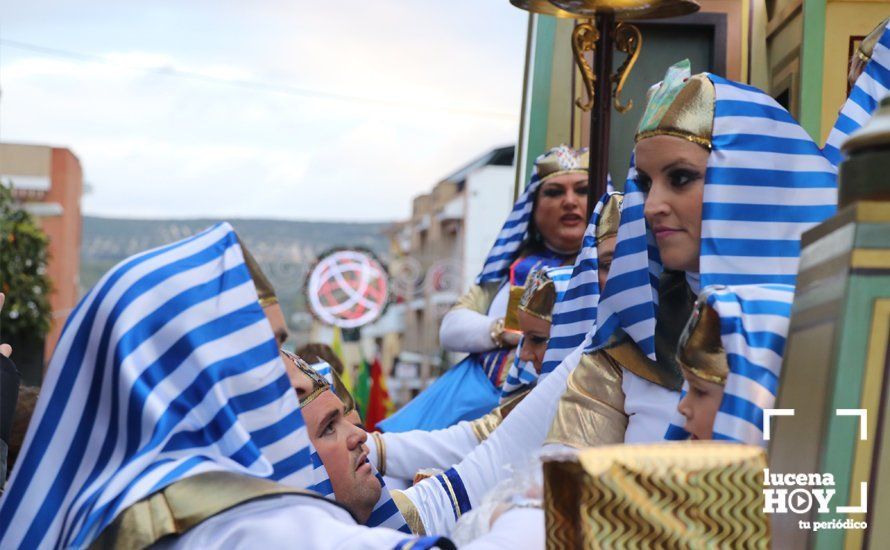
[{"x1": 0, "y1": 1, "x2": 528, "y2": 221}]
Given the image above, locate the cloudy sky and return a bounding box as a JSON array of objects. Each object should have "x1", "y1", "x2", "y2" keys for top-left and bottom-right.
[{"x1": 0, "y1": 1, "x2": 528, "y2": 221}]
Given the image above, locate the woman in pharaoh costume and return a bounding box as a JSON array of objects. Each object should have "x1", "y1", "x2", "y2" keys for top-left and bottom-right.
[
  {"x1": 379, "y1": 145, "x2": 590, "y2": 432},
  {"x1": 548, "y1": 58, "x2": 838, "y2": 450},
  {"x1": 390, "y1": 59, "x2": 839, "y2": 538}
]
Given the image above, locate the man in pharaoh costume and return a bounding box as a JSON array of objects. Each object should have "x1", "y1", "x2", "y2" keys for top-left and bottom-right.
[{"x1": 0, "y1": 226, "x2": 559, "y2": 548}]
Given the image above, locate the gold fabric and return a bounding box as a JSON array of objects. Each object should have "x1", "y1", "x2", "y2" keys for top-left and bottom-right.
[
  {"x1": 469, "y1": 388, "x2": 529, "y2": 442},
  {"x1": 370, "y1": 431, "x2": 386, "y2": 476},
  {"x1": 391, "y1": 490, "x2": 426, "y2": 536},
  {"x1": 543, "y1": 442, "x2": 769, "y2": 549},
  {"x1": 452, "y1": 282, "x2": 501, "y2": 315},
  {"x1": 677, "y1": 296, "x2": 728, "y2": 385},
  {"x1": 517, "y1": 268, "x2": 558, "y2": 323},
  {"x1": 635, "y1": 60, "x2": 715, "y2": 149},
  {"x1": 859, "y1": 17, "x2": 890, "y2": 61},
  {"x1": 504, "y1": 285, "x2": 525, "y2": 332},
  {"x1": 535, "y1": 145, "x2": 589, "y2": 183},
  {"x1": 546, "y1": 351, "x2": 627, "y2": 448},
  {"x1": 91, "y1": 471, "x2": 321, "y2": 550},
  {"x1": 595, "y1": 193, "x2": 623, "y2": 245},
  {"x1": 605, "y1": 339, "x2": 683, "y2": 391},
  {"x1": 239, "y1": 237, "x2": 278, "y2": 307},
  {"x1": 282, "y1": 349, "x2": 330, "y2": 406}
]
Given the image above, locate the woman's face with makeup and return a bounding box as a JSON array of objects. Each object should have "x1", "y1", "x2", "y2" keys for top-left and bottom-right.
[{"x1": 635, "y1": 135, "x2": 708, "y2": 272}]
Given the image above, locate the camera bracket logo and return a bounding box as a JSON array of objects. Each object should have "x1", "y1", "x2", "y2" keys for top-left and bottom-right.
[{"x1": 761, "y1": 409, "x2": 868, "y2": 531}]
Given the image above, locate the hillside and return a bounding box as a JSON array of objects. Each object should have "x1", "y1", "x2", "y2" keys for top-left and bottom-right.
[{"x1": 80, "y1": 216, "x2": 393, "y2": 321}]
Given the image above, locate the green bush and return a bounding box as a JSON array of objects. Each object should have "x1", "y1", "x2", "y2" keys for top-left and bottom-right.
[{"x1": 0, "y1": 183, "x2": 52, "y2": 343}]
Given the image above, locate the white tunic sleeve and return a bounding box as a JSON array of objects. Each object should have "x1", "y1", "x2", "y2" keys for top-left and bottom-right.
[
  {"x1": 403, "y1": 345, "x2": 580, "y2": 535},
  {"x1": 156, "y1": 494, "x2": 449, "y2": 550},
  {"x1": 439, "y1": 285, "x2": 510, "y2": 353},
  {"x1": 368, "y1": 422, "x2": 479, "y2": 481}
]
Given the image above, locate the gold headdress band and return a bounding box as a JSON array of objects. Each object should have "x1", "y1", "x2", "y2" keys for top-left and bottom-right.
[
  {"x1": 517, "y1": 266, "x2": 557, "y2": 323},
  {"x1": 595, "y1": 193, "x2": 623, "y2": 245},
  {"x1": 634, "y1": 59, "x2": 715, "y2": 150},
  {"x1": 239, "y1": 237, "x2": 279, "y2": 308},
  {"x1": 535, "y1": 145, "x2": 590, "y2": 183},
  {"x1": 281, "y1": 349, "x2": 330, "y2": 405},
  {"x1": 676, "y1": 294, "x2": 728, "y2": 385},
  {"x1": 857, "y1": 17, "x2": 890, "y2": 63}
]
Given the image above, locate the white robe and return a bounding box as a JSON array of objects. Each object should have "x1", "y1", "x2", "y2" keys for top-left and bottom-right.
[
  {"x1": 368, "y1": 421, "x2": 479, "y2": 481},
  {"x1": 155, "y1": 493, "x2": 544, "y2": 549}
]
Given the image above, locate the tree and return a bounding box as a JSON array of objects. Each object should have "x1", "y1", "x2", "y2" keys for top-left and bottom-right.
[{"x1": 0, "y1": 182, "x2": 52, "y2": 383}]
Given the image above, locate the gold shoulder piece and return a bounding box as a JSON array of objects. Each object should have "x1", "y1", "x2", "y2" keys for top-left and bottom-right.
[
  {"x1": 391, "y1": 490, "x2": 426, "y2": 536},
  {"x1": 604, "y1": 340, "x2": 683, "y2": 391},
  {"x1": 470, "y1": 388, "x2": 530, "y2": 442},
  {"x1": 92, "y1": 472, "x2": 322, "y2": 550},
  {"x1": 452, "y1": 283, "x2": 501, "y2": 315},
  {"x1": 546, "y1": 351, "x2": 627, "y2": 448}
]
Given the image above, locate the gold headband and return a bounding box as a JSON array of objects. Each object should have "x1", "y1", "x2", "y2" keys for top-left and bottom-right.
[
  {"x1": 635, "y1": 60, "x2": 715, "y2": 150},
  {"x1": 595, "y1": 193, "x2": 623, "y2": 245},
  {"x1": 517, "y1": 266, "x2": 557, "y2": 323},
  {"x1": 282, "y1": 349, "x2": 330, "y2": 405},
  {"x1": 535, "y1": 145, "x2": 589, "y2": 183},
  {"x1": 239, "y1": 237, "x2": 279, "y2": 308},
  {"x1": 676, "y1": 296, "x2": 728, "y2": 385}
]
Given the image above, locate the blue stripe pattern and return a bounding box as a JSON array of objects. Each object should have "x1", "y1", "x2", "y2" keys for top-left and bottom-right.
[
  {"x1": 540, "y1": 192, "x2": 621, "y2": 376},
  {"x1": 581, "y1": 69, "x2": 836, "y2": 446},
  {"x1": 0, "y1": 223, "x2": 327, "y2": 548},
  {"x1": 436, "y1": 468, "x2": 472, "y2": 521},
  {"x1": 499, "y1": 265, "x2": 574, "y2": 401},
  {"x1": 823, "y1": 20, "x2": 890, "y2": 166}
]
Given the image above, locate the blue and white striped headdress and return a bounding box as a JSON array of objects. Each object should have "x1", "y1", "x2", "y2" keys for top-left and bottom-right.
[
  {"x1": 0, "y1": 224, "x2": 407, "y2": 548},
  {"x1": 476, "y1": 145, "x2": 588, "y2": 284},
  {"x1": 686, "y1": 284, "x2": 794, "y2": 446},
  {"x1": 499, "y1": 264, "x2": 573, "y2": 401},
  {"x1": 584, "y1": 63, "x2": 837, "y2": 443},
  {"x1": 823, "y1": 17, "x2": 890, "y2": 166},
  {"x1": 539, "y1": 191, "x2": 623, "y2": 377},
  {"x1": 311, "y1": 360, "x2": 334, "y2": 384},
  {"x1": 0, "y1": 223, "x2": 326, "y2": 547}
]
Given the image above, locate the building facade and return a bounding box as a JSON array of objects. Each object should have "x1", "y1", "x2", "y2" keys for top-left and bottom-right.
[
  {"x1": 1, "y1": 143, "x2": 83, "y2": 384},
  {"x1": 387, "y1": 146, "x2": 515, "y2": 405}
]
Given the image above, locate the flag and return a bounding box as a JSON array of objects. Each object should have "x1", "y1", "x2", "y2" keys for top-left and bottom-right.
[
  {"x1": 331, "y1": 325, "x2": 352, "y2": 392},
  {"x1": 365, "y1": 356, "x2": 394, "y2": 431},
  {"x1": 353, "y1": 358, "x2": 370, "y2": 419}
]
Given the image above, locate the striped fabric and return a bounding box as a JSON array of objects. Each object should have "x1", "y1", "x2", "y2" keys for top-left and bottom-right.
[
  {"x1": 0, "y1": 223, "x2": 324, "y2": 548},
  {"x1": 705, "y1": 285, "x2": 794, "y2": 445},
  {"x1": 311, "y1": 360, "x2": 334, "y2": 384},
  {"x1": 499, "y1": 265, "x2": 574, "y2": 401},
  {"x1": 823, "y1": 20, "x2": 890, "y2": 166},
  {"x1": 475, "y1": 170, "x2": 542, "y2": 284},
  {"x1": 540, "y1": 192, "x2": 621, "y2": 376},
  {"x1": 584, "y1": 72, "x2": 837, "y2": 444}
]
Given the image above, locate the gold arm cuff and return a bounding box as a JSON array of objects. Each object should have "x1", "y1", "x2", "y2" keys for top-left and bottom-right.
[
  {"x1": 470, "y1": 410, "x2": 503, "y2": 443},
  {"x1": 546, "y1": 351, "x2": 628, "y2": 448},
  {"x1": 391, "y1": 490, "x2": 427, "y2": 536},
  {"x1": 371, "y1": 432, "x2": 386, "y2": 477}
]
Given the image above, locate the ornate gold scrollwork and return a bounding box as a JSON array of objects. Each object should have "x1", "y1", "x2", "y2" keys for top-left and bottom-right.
[
  {"x1": 611, "y1": 22, "x2": 642, "y2": 114},
  {"x1": 571, "y1": 21, "x2": 599, "y2": 112}
]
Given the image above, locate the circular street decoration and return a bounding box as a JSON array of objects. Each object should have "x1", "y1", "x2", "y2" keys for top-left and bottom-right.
[{"x1": 305, "y1": 248, "x2": 389, "y2": 328}]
